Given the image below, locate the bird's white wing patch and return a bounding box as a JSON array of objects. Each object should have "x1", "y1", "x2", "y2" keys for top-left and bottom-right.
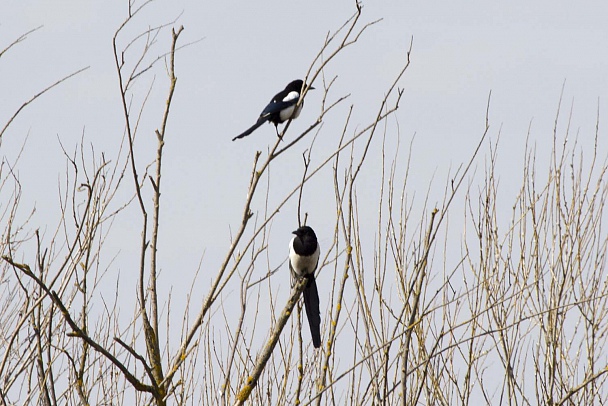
[{"x1": 282, "y1": 91, "x2": 300, "y2": 103}]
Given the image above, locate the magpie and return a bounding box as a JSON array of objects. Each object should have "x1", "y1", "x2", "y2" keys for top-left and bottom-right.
[
  {"x1": 232, "y1": 79, "x2": 314, "y2": 141},
  {"x1": 289, "y1": 225, "x2": 321, "y2": 348}
]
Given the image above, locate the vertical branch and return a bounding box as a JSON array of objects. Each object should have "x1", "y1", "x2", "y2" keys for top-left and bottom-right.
[
  {"x1": 112, "y1": 11, "x2": 154, "y2": 397},
  {"x1": 297, "y1": 146, "x2": 315, "y2": 227},
  {"x1": 144, "y1": 27, "x2": 184, "y2": 400},
  {"x1": 400, "y1": 208, "x2": 437, "y2": 404}
]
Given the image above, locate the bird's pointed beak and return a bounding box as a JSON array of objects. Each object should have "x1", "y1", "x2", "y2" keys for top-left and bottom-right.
[
  {"x1": 292, "y1": 230, "x2": 298, "y2": 235},
  {"x1": 309, "y1": 85, "x2": 315, "y2": 90}
]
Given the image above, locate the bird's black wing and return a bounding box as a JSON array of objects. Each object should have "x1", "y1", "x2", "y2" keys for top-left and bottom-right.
[
  {"x1": 259, "y1": 89, "x2": 300, "y2": 121},
  {"x1": 303, "y1": 274, "x2": 321, "y2": 348}
]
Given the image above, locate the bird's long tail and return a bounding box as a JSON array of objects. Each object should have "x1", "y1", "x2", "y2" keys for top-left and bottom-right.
[
  {"x1": 232, "y1": 117, "x2": 266, "y2": 141},
  {"x1": 303, "y1": 274, "x2": 321, "y2": 348}
]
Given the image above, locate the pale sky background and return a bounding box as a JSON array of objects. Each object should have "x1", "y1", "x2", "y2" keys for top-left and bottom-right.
[
  {"x1": 3, "y1": 0, "x2": 606, "y2": 265},
  {"x1": 2, "y1": 0, "x2": 608, "y2": 401}
]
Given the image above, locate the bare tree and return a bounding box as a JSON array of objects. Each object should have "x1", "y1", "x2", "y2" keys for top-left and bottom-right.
[{"x1": 2, "y1": 1, "x2": 608, "y2": 406}]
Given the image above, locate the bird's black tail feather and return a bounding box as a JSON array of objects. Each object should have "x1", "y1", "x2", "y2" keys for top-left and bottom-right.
[
  {"x1": 303, "y1": 274, "x2": 321, "y2": 348},
  {"x1": 232, "y1": 117, "x2": 266, "y2": 141}
]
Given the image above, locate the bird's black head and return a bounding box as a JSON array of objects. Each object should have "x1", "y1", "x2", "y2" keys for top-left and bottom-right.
[
  {"x1": 292, "y1": 225, "x2": 318, "y2": 255},
  {"x1": 285, "y1": 79, "x2": 315, "y2": 93},
  {"x1": 292, "y1": 225, "x2": 317, "y2": 242}
]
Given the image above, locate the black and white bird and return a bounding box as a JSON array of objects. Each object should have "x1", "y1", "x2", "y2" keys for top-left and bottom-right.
[
  {"x1": 289, "y1": 225, "x2": 321, "y2": 348},
  {"x1": 232, "y1": 79, "x2": 314, "y2": 141}
]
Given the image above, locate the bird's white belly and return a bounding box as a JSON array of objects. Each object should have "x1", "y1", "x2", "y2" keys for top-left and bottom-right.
[
  {"x1": 280, "y1": 103, "x2": 303, "y2": 122},
  {"x1": 289, "y1": 243, "x2": 320, "y2": 276}
]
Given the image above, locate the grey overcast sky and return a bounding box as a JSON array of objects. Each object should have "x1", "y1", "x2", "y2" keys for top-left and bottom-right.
[
  {"x1": 2, "y1": 0, "x2": 608, "y2": 398},
  {"x1": 4, "y1": 0, "x2": 606, "y2": 245}
]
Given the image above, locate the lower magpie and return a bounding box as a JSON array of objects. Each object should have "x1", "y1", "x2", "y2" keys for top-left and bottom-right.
[
  {"x1": 289, "y1": 225, "x2": 321, "y2": 348},
  {"x1": 232, "y1": 79, "x2": 314, "y2": 141}
]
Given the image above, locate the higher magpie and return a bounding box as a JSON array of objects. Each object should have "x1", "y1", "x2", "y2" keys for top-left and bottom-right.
[
  {"x1": 232, "y1": 79, "x2": 314, "y2": 141},
  {"x1": 289, "y1": 225, "x2": 321, "y2": 348}
]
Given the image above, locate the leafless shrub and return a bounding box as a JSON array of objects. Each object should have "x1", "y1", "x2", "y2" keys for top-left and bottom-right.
[{"x1": 1, "y1": 2, "x2": 607, "y2": 406}]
